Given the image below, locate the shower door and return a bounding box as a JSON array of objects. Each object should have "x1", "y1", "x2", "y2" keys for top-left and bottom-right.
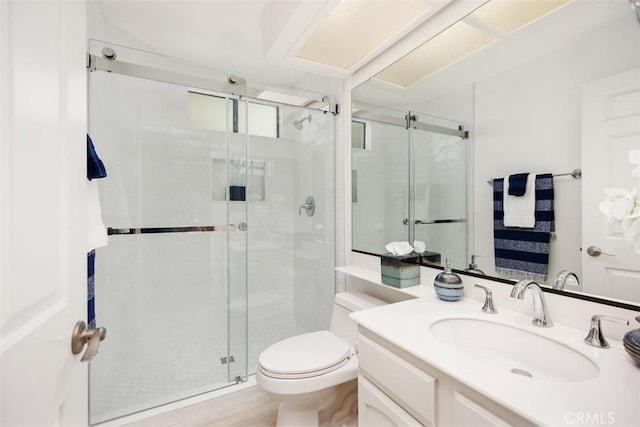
[
  {"x1": 409, "y1": 110, "x2": 468, "y2": 268},
  {"x1": 351, "y1": 107, "x2": 411, "y2": 253},
  {"x1": 351, "y1": 106, "x2": 467, "y2": 259},
  {"x1": 88, "y1": 71, "x2": 248, "y2": 423}
]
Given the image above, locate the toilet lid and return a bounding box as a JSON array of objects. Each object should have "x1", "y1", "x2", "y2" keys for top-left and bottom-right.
[{"x1": 258, "y1": 331, "x2": 352, "y2": 379}]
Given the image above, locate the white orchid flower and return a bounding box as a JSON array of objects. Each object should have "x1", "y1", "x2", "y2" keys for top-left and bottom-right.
[
  {"x1": 599, "y1": 151, "x2": 640, "y2": 252},
  {"x1": 599, "y1": 188, "x2": 637, "y2": 220}
]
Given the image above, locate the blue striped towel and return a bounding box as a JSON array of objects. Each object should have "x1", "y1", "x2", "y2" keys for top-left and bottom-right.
[{"x1": 493, "y1": 174, "x2": 554, "y2": 281}]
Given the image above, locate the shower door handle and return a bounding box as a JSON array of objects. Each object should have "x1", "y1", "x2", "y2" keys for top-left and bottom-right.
[{"x1": 107, "y1": 225, "x2": 238, "y2": 235}]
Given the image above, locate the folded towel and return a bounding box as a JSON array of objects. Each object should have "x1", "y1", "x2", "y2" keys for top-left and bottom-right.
[
  {"x1": 413, "y1": 241, "x2": 426, "y2": 253},
  {"x1": 508, "y1": 173, "x2": 529, "y2": 196},
  {"x1": 87, "y1": 180, "x2": 108, "y2": 251},
  {"x1": 493, "y1": 174, "x2": 554, "y2": 281},
  {"x1": 87, "y1": 134, "x2": 108, "y2": 330},
  {"x1": 87, "y1": 135, "x2": 107, "y2": 180},
  {"x1": 384, "y1": 241, "x2": 414, "y2": 256},
  {"x1": 503, "y1": 173, "x2": 536, "y2": 228}
]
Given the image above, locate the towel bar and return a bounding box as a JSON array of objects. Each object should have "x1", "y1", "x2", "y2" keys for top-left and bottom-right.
[
  {"x1": 487, "y1": 169, "x2": 582, "y2": 185},
  {"x1": 402, "y1": 218, "x2": 467, "y2": 225}
]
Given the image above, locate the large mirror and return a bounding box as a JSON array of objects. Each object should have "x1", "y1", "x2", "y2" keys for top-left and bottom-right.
[{"x1": 352, "y1": 0, "x2": 640, "y2": 306}]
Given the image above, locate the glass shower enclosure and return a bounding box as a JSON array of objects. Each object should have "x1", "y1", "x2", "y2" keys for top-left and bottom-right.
[
  {"x1": 88, "y1": 43, "x2": 335, "y2": 423},
  {"x1": 351, "y1": 105, "x2": 468, "y2": 267}
]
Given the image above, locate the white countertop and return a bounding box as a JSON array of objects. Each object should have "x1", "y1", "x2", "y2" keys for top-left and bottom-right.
[{"x1": 350, "y1": 294, "x2": 640, "y2": 426}]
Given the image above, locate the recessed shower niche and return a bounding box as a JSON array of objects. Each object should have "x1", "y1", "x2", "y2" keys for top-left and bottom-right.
[{"x1": 211, "y1": 158, "x2": 266, "y2": 202}]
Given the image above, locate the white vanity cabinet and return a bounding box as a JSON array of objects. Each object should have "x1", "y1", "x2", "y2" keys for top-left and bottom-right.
[
  {"x1": 359, "y1": 377, "x2": 422, "y2": 426},
  {"x1": 357, "y1": 331, "x2": 535, "y2": 427}
]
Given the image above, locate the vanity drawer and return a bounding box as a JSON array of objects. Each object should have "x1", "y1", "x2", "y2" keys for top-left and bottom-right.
[
  {"x1": 359, "y1": 376, "x2": 422, "y2": 427},
  {"x1": 358, "y1": 334, "x2": 436, "y2": 426}
]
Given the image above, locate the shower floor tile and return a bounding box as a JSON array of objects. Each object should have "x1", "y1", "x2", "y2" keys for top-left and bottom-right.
[{"x1": 90, "y1": 315, "x2": 309, "y2": 424}]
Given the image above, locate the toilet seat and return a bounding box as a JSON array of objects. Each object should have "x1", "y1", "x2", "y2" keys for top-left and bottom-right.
[{"x1": 258, "y1": 331, "x2": 353, "y2": 380}]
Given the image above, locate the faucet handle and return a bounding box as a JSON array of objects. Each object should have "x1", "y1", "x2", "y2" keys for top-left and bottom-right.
[
  {"x1": 474, "y1": 284, "x2": 498, "y2": 314},
  {"x1": 583, "y1": 315, "x2": 629, "y2": 348}
]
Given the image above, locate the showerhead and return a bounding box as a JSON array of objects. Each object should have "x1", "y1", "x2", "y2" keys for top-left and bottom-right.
[{"x1": 293, "y1": 114, "x2": 312, "y2": 130}]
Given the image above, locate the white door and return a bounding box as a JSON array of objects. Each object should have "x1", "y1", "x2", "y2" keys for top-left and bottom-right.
[
  {"x1": 1, "y1": 1, "x2": 88, "y2": 425},
  {"x1": 582, "y1": 68, "x2": 640, "y2": 302}
]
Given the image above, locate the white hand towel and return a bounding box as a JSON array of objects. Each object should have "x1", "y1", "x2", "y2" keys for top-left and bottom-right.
[
  {"x1": 384, "y1": 241, "x2": 414, "y2": 256},
  {"x1": 413, "y1": 240, "x2": 426, "y2": 253},
  {"x1": 503, "y1": 174, "x2": 536, "y2": 228},
  {"x1": 87, "y1": 180, "x2": 108, "y2": 251}
]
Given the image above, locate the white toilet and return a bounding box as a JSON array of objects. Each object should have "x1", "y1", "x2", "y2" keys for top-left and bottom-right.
[{"x1": 256, "y1": 292, "x2": 386, "y2": 427}]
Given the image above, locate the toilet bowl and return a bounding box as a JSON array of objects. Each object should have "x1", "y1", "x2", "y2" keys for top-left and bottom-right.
[{"x1": 256, "y1": 292, "x2": 386, "y2": 427}]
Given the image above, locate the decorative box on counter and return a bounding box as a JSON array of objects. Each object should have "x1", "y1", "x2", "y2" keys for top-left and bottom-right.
[{"x1": 380, "y1": 252, "x2": 420, "y2": 288}]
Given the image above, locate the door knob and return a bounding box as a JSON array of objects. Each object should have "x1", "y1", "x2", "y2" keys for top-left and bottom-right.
[
  {"x1": 71, "y1": 321, "x2": 106, "y2": 362},
  {"x1": 586, "y1": 246, "x2": 614, "y2": 257}
]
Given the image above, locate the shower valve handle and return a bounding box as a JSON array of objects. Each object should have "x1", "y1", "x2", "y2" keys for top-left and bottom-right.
[{"x1": 299, "y1": 196, "x2": 316, "y2": 216}]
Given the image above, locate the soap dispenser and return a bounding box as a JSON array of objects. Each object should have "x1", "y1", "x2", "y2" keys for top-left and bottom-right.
[
  {"x1": 464, "y1": 254, "x2": 485, "y2": 275},
  {"x1": 434, "y1": 257, "x2": 464, "y2": 301}
]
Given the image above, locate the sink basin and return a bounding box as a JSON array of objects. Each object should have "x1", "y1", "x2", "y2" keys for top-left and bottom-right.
[{"x1": 429, "y1": 317, "x2": 599, "y2": 382}]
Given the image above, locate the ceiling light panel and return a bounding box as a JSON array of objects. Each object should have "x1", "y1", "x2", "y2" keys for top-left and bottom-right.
[
  {"x1": 375, "y1": 21, "x2": 496, "y2": 87},
  {"x1": 470, "y1": 0, "x2": 569, "y2": 34},
  {"x1": 296, "y1": 0, "x2": 429, "y2": 70}
]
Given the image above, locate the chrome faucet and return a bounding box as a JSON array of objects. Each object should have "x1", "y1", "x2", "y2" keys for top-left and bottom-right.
[
  {"x1": 583, "y1": 315, "x2": 629, "y2": 348},
  {"x1": 510, "y1": 280, "x2": 553, "y2": 327},
  {"x1": 474, "y1": 284, "x2": 498, "y2": 314},
  {"x1": 552, "y1": 270, "x2": 579, "y2": 290}
]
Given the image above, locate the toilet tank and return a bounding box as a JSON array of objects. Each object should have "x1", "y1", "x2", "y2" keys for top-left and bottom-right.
[{"x1": 329, "y1": 292, "x2": 386, "y2": 346}]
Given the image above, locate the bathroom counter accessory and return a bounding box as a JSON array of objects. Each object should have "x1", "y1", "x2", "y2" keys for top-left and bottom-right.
[
  {"x1": 433, "y1": 258, "x2": 463, "y2": 301},
  {"x1": 380, "y1": 253, "x2": 420, "y2": 288}
]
